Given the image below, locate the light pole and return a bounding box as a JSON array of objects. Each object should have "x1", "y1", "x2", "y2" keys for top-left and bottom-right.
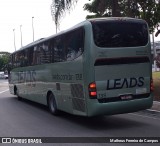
[
  {"x1": 20, "y1": 25, "x2": 23, "y2": 47},
  {"x1": 32, "y1": 17, "x2": 34, "y2": 42},
  {"x1": 152, "y1": 32, "x2": 157, "y2": 71},
  {"x1": 13, "y1": 29, "x2": 16, "y2": 51}
]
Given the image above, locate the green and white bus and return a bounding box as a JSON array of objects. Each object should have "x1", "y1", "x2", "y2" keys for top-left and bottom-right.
[{"x1": 9, "y1": 17, "x2": 153, "y2": 116}]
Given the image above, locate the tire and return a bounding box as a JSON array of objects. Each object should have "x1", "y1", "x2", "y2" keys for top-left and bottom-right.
[
  {"x1": 48, "y1": 93, "x2": 59, "y2": 115},
  {"x1": 14, "y1": 87, "x2": 22, "y2": 101}
]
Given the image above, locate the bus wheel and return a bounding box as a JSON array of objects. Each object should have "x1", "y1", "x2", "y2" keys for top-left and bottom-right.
[
  {"x1": 14, "y1": 86, "x2": 22, "y2": 101},
  {"x1": 48, "y1": 93, "x2": 59, "y2": 115}
]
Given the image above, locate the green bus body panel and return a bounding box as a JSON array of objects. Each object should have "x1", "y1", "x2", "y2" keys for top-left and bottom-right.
[
  {"x1": 87, "y1": 95, "x2": 153, "y2": 116},
  {"x1": 94, "y1": 50, "x2": 151, "y2": 99},
  {"x1": 9, "y1": 56, "x2": 86, "y2": 115},
  {"x1": 9, "y1": 18, "x2": 153, "y2": 116},
  {"x1": 83, "y1": 19, "x2": 153, "y2": 116}
]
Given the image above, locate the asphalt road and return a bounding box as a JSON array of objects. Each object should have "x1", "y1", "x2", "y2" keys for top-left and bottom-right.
[{"x1": 0, "y1": 79, "x2": 160, "y2": 146}]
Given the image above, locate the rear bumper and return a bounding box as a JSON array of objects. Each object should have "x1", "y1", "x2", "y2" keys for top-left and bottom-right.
[{"x1": 87, "y1": 94, "x2": 153, "y2": 117}]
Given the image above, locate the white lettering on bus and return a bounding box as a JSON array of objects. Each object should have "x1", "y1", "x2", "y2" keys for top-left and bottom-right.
[
  {"x1": 18, "y1": 71, "x2": 36, "y2": 87},
  {"x1": 52, "y1": 73, "x2": 82, "y2": 81}
]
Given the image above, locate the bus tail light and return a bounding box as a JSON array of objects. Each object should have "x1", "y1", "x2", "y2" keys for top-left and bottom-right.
[
  {"x1": 150, "y1": 79, "x2": 154, "y2": 92},
  {"x1": 89, "y1": 82, "x2": 97, "y2": 99}
]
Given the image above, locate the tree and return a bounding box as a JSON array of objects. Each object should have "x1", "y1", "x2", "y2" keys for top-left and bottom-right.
[
  {"x1": 84, "y1": 0, "x2": 160, "y2": 33},
  {"x1": 51, "y1": 0, "x2": 78, "y2": 33},
  {"x1": 137, "y1": 0, "x2": 160, "y2": 32},
  {"x1": 83, "y1": 0, "x2": 135, "y2": 18},
  {"x1": 83, "y1": 0, "x2": 112, "y2": 18},
  {"x1": 0, "y1": 52, "x2": 10, "y2": 71}
]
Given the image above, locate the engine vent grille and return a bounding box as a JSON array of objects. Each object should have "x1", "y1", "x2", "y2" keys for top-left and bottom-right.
[
  {"x1": 71, "y1": 84, "x2": 85, "y2": 112},
  {"x1": 71, "y1": 84, "x2": 84, "y2": 98}
]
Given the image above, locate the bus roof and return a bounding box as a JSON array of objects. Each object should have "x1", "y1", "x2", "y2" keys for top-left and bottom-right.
[{"x1": 12, "y1": 17, "x2": 146, "y2": 54}]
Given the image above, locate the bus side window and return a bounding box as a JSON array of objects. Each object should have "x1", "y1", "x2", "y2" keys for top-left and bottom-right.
[
  {"x1": 40, "y1": 42, "x2": 51, "y2": 64},
  {"x1": 28, "y1": 47, "x2": 34, "y2": 66},
  {"x1": 66, "y1": 27, "x2": 84, "y2": 61},
  {"x1": 33, "y1": 46, "x2": 38, "y2": 65},
  {"x1": 24, "y1": 50, "x2": 28, "y2": 66},
  {"x1": 15, "y1": 51, "x2": 24, "y2": 67},
  {"x1": 47, "y1": 41, "x2": 53, "y2": 63},
  {"x1": 19, "y1": 50, "x2": 27, "y2": 67},
  {"x1": 54, "y1": 36, "x2": 65, "y2": 62},
  {"x1": 49, "y1": 39, "x2": 54, "y2": 63}
]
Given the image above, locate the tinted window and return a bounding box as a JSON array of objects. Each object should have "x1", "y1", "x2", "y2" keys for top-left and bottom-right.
[
  {"x1": 34, "y1": 42, "x2": 51, "y2": 64},
  {"x1": 54, "y1": 36, "x2": 65, "y2": 62},
  {"x1": 10, "y1": 27, "x2": 84, "y2": 68},
  {"x1": 92, "y1": 20, "x2": 148, "y2": 47},
  {"x1": 50, "y1": 27, "x2": 84, "y2": 62},
  {"x1": 65, "y1": 28, "x2": 84, "y2": 61}
]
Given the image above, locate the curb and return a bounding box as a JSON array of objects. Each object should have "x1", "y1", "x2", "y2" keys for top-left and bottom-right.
[
  {"x1": 150, "y1": 101, "x2": 160, "y2": 111},
  {"x1": 141, "y1": 101, "x2": 160, "y2": 117},
  {"x1": 144, "y1": 109, "x2": 160, "y2": 118}
]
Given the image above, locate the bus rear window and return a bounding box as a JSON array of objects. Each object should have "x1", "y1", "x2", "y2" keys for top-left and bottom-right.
[{"x1": 92, "y1": 20, "x2": 148, "y2": 47}]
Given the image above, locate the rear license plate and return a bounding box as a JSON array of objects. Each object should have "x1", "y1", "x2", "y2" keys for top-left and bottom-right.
[{"x1": 120, "y1": 94, "x2": 133, "y2": 100}]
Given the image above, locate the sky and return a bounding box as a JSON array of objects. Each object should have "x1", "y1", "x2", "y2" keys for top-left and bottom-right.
[
  {"x1": 0, "y1": 0, "x2": 160, "y2": 53},
  {"x1": 0, "y1": 0, "x2": 90, "y2": 53}
]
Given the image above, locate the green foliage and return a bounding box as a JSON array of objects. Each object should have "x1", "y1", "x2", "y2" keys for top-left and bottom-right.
[
  {"x1": 84, "y1": 0, "x2": 160, "y2": 33},
  {"x1": 137, "y1": 0, "x2": 160, "y2": 32},
  {"x1": 84, "y1": 0, "x2": 112, "y2": 19},
  {"x1": 49, "y1": 0, "x2": 159, "y2": 34},
  {"x1": 0, "y1": 52, "x2": 10, "y2": 71},
  {"x1": 153, "y1": 71, "x2": 160, "y2": 101}
]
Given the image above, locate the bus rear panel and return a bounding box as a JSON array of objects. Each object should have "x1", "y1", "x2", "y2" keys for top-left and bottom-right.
[{"x1": 86, "y1": 18, "x2": 153, "y2": 116}]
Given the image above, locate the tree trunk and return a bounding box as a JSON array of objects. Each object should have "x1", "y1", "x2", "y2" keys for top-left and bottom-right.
[{"x1": 112, "y1": 0, "x2": 121, "y2": 17}]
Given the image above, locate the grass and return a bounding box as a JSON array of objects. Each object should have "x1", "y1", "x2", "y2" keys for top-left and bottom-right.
[{"x1": 152, "y1": 72, "x2": 160, "y2": 101}]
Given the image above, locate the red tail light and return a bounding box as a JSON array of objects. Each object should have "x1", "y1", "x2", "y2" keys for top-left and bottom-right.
[
  {"x1": 89, "y1": 83, "x2": 96, "y2": 88},
  {"x1": 150, "y1": 79, "x2": 154, "y2": 92},
  {"x1": 90, "y1": 91, "x2": 97, "y2": 96},
  {"x1": 89, "y1": 82, "x2": 97, "y2": 98}
]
